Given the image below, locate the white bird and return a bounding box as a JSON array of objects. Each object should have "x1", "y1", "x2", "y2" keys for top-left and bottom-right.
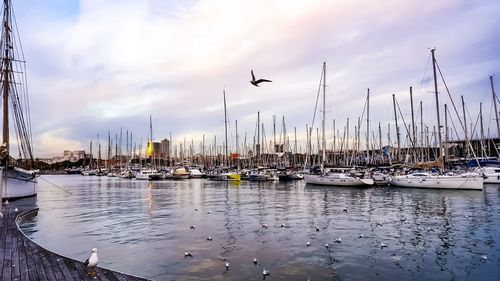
[
  {"x1": 207, "y1": 236, "x2": 213, "y2": 241},
  {"x1": 280, "y1": 223, "x2": 284, "y2": 228},
  {"x1": 306, "y1": 241, "x2": 311, "y2": 247},
  {"x1": 358, "y1": 234, "x2": 364, "y2": 238},
  {"x1": 225, "y1": 261, "x2": 229, "y2": 271},
  {"x1": 262, "y1": 223, "x2": 268, "y2": 229},
  {"x1": 14, "y1": 208, "x2": 18, "y2": 212},
  {"x1": 325, "y1": 243, "x2": 329, "y2": 249},
  {"x1": 253, "y1": 257, "x2": 258, "y2": 265},
  {"x1": 184, "y1": 251, "x2": 193, "y2": 258},
  {"x1": 380, "y1": 242, "x2": 387, "y2": 249},
  {"x1": 190, "y1": 225, "x2": 196, "y2": 229},
  {"x1": 262, "y1": 268, "x2": 270, "y2": 277},
  {"x1": 481, "y1": 255, "x2": 487, "y2": 261},
  {"x1": 315, "y1": 227, "x2": 320, "y2": 232},
  {"x1": 83, "y1": 248, "x2": 98, "y2": 276},
  {"x1": 335, "y1": 237, "x2": 342, "y2": 243}
]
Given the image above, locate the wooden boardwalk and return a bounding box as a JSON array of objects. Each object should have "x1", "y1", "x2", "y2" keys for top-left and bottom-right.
[{"x1": 0, "y1": 203, "x2": 149, "y2": 281}]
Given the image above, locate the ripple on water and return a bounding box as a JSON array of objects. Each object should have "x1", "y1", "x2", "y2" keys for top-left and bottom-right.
[{"x1": 18, "y1": 176, "x2": 500, "y2": 281}]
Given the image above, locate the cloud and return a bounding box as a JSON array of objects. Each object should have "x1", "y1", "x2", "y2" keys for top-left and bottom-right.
[{"x1": 9, "y1": 0, "x2": 500, "y2": 157}]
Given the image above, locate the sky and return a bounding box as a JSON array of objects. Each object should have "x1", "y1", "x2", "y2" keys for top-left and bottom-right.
[{"x1": 7, "y1": 0, "x2": 500, "y2": 158}]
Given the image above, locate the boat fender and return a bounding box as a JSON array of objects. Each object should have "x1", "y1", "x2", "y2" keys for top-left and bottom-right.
[
  {"x1": 437, "y1": 179, "x2": 440, "y2": 184},
  {"x1": 408, "y1": 179, "x2": 411, "y2": 183}
]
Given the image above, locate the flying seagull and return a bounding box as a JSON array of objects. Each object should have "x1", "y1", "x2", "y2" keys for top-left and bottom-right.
[
  {"x1": 250, "y1": 70, "x2": 272, "y2": 87},
  {"x1": 84, "y1": 248, "x2": 99, "y2": 276}
]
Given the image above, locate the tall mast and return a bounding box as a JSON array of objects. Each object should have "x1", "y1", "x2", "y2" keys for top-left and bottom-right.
[
  {"x1": 321, "y1": 62, "x2": 326, "y2": 166},
  {"x1": 461, "y1": 95, "x2": 468, "y2": 157},
  {"x1": 431, "y1": 48, "x2": 443, "y2": 164},
  {"x1": 2, "y1": 0, "x2": 11, "y2": 152},
  {"x1": 366, "y1": 88, "x2": 370, "y2": 165},
  {"x1": 257, "y1": 111, "x2": 260, "y2": 165},
  {"x1": 444, "y1": 104, "x2": 449, "y2": 161},
  {"x1": 490, "y1": 75, "x2": 499, "y2": 137},
  {"x1": 409, "y1": 86, "x2": 416, "y2": 163},
  {"x1": 223, "y1": 90, "x2": 228, "y2": 166},
  {"x1": 392, "y1": 94, "x2": 400, "y2": 162}
]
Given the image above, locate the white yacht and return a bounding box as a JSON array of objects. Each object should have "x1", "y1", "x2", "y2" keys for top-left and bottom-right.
[
  {"x1": 389, "y1": 172, "x2": 483, "y2": 190},
  {"x1": 135, "y1": 169, "x2": 163, "y2": 180},
  {"x1": 304, "y1": 173, "x2": 374, "y2": 186}
]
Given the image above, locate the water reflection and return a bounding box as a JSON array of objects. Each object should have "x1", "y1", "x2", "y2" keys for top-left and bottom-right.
[{"x1": 18, "y1": 176, "x2": 500, "y2": 281}]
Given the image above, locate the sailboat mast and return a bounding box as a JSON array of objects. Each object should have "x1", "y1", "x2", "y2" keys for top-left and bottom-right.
[
  {"x1": 321, "y1": 62, "x2": 326, "y2": 166},
  {"x1": 431, "y1": 48, "x2": 443, "y2": 163},
  {"x1": 490, "y1": 75, "x2": 499, "y2": 137},
  {"x1": 2, "y1": 0, "x2": 11, "y2": 152},
  {"x1": 223, "y1": 90, "x2": 228, "y2": 167},
  {"x1": 366, "y1": 88, "x2": 370, "y2": 165}
]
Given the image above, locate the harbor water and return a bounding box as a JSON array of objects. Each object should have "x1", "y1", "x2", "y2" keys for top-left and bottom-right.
[{"x1": 20, "y1": 175, "x2": 499, "y2": 280}]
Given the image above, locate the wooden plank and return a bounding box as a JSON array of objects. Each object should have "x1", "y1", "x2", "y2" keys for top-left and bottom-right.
[
  {"x1": 22, "y1": 238, "x2": 39, "y2": 281},
  {"x1": 39, "y1": 249, "x2": 61, "y2": 281},
  {"x1": 17, "y1": 231, "x2": 29, "y2": 281},
  {"x1": 10, "y1": 225, "x2": 20, "y2": 281},
  {"x1": 49, "y1": 252, "x2": 75, "y2": 281},
  {"x1": 99, "y1": 267, "x2": 120, "y2": 281},
  {"x1": 63, "y1": 258, "x2": 83, "y2": 281},
  {"x1": 111, "y1": 272, "x2": 130, "y2": 281}
]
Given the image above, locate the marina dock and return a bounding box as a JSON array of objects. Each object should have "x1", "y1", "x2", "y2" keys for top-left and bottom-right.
[{"x1": 0, "y1": 202, "x2": 149, "y2": 281}]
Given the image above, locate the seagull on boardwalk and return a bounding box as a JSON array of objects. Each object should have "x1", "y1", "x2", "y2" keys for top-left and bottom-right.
[
  {"x1": 306, "y1": 241, "x2": 311, "y2": 247},
  {"x1": 190, "y1": 225, "x2": 196, "y2": 229},
  {"x1": 207, "y1": 236, "x2": 213, "y2": 241},
  {"x1": 335, "y1": 237, "x2": 342, "y2": 243},
  {"x1": 250, "y1": 70, "x2": 272, "y2": 87},
  {"x1": 253, "y1": 257, "x2": 258, "y2": 265},
  {"x1": 325, "y1": 243, "x2": 329, "y2": 249},
  {"x1": 225, "y1": 261, "x2": 230, "y2": 271},
  {"x1": 84, "y1": 248, "x2": 98, "y2": 276}
]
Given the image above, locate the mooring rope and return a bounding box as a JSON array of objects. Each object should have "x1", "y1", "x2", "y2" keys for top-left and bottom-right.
[{"x1": 38, "y1": 176, "x2": 73, "y2": 195}]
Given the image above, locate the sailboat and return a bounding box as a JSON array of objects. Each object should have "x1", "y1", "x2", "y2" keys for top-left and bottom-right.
[
  {"x1": 0, "y1": 0, "x2": 38, "y2": 199},
  {"x1": 389, "y1": 49, "x2": 483, "y2": 190},
  {"x1": 303, "y1": 62, "x2": 374, "y2": 187}
]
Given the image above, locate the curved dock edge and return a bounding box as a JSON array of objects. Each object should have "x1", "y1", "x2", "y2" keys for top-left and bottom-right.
[{"x1": 2, "y1": 206, "x2": 151, "y2": 281}]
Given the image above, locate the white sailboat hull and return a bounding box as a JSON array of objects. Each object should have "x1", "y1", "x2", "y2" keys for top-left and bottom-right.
[
  {"x1": 389, "y1": 174, "x2": 483, "y2": 190},
  {"x1": 304, "y1": 174, "x2": 374, "y2": 186},
  {"x1": 1, "y1": 168, "x2": 37, "y2": 199}
]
